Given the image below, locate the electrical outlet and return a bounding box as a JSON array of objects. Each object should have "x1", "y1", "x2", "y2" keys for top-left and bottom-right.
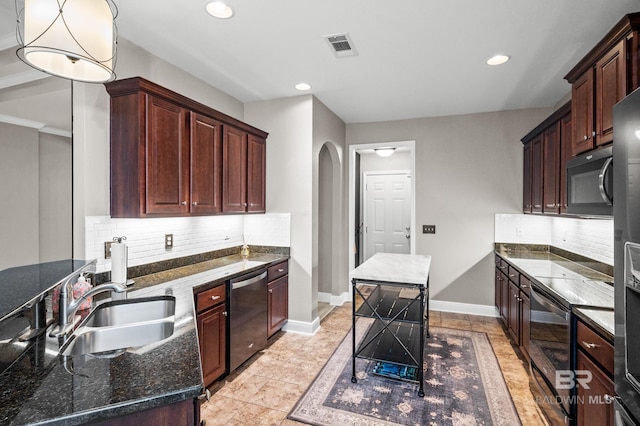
[
  {"x1": 104, "y1": 241, "x2": 113, "y2": 259},
  {"x1": 165, "y1": 234, "x2": 173, "y2": 249},
  {"x1": 422, "y1": 225, "x2": 436, "y2": 234}
]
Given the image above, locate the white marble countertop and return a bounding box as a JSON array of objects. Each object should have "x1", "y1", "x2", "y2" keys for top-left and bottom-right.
[{"x1": 350, "y1": 253, "x2": 431, "y2": 286}]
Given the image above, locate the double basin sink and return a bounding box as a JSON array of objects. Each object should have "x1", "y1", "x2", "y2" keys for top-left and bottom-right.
[{"x1": 59, "y1": 295, "x2": 176, "y2": 357}]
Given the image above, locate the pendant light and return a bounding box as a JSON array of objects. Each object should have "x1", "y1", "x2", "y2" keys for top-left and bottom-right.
[{"x1": 15, "y1": 0, "x2": 118, "y2": 83}]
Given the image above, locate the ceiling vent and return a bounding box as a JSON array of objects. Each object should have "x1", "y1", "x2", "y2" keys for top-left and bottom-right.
[{"x1": 324, "y1": 33, "x2": 358, "y2": 58}]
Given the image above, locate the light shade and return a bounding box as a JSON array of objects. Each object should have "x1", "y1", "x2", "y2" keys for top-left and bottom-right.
[
  {"x1": 16, "y1": 0, "x2": 118, "y2": 83},
  {"x1": 374, "y1": 148, "x2": 396, "y2": 157},
  {"x1": 295, "y1": 82, "x2": 311, "y2": 91},
  {"x1": 206, "y1": 1, "x2": 234, "y2": 19},
  {"x1": 486, "y1": 54, "x2": 510, "y2": 66}
]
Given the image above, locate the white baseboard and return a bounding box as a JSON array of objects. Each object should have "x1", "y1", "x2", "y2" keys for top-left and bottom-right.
[
  {"x1": 429, "y1": 300, "x2": 498, "y2": 318},
  {"x1": 281, "y1": 317, "x2": 321, "y2": 335},
  {"x1": 318, "y1": 291, "x2": 352, "y2": 306}
]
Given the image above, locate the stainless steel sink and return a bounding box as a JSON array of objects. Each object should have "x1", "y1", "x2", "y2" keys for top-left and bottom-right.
[{"x1": 59, "y1": 295, "x2": 176, "y2": 356}]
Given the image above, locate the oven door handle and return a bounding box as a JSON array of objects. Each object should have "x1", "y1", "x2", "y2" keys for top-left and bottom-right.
[
  {"x1": 531, "y1": 287, "x2": 569, "y2": 321},
  {"x1": 598, "y1": 157, "x2": 613, "y2": 206}
]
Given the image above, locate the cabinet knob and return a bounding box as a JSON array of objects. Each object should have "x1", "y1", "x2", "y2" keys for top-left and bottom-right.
[
  {"x1": 268, "y1": 289, "x2": 273, "y2": 293},
  {"x1": 181, "y1": 201, "x2": 187, "y2": 205},
  {"x1": 604, "y1": 394, "x2": 614, "y2": 404},
  {"x1": 243, "y1": 203, "x2": 248, "y2": 207},
  {"x1": 521, "y1": 284, "x2": 528, "y2": 288},
  {"x1": 222, "y1": 311, "x2": 228, "y2": 316},
  {"x1": 278, "y1": 268, "x2": 284, "y2": 272},
  {"x1": 192, "y1": 201, "x2": 198, "y2": 206},
  {"x1": 211, "y1": 295, "x2": 220, "y2": 301},
  {"x1": 583, "y1": 135, "x2": 589, "y2": 141},
  {"x1": 581, "y1": 341, "x2": 598, "y2": 349}
]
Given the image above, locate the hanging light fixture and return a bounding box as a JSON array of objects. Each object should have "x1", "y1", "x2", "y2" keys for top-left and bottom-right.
[{"x1": 15, "y1": 0, "x2": 118, "y2": 83}]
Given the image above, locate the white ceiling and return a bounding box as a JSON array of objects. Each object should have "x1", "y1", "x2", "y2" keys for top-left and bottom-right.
[{"x1": 1, "y1": 0, "x2": 640, "y2": 127}]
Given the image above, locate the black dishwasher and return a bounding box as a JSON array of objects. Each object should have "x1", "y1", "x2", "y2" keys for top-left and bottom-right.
[{"x1": 228, "y1": 269, "x2": 268, "y2": 372}]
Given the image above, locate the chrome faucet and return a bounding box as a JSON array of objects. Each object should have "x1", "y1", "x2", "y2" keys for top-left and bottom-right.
[{"x1": 50, "y1": 278, "x2": 128, "y2": 337}]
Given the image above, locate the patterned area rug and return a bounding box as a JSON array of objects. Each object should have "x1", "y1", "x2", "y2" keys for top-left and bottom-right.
[{"x1": 289, "y1": 320, "x2": 521, "y2": 425}]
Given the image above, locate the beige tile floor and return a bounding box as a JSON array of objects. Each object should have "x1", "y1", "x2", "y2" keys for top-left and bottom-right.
[{"x1": 201, "y1": 304, "x2": 549, "y2": 425}]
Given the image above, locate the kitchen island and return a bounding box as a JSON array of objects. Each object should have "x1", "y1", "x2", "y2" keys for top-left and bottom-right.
[
  {"x1": 350, "y1": 253, "x2": 431, "y2": 396},
  {"x1": 0, "y1": 252, "x2": 287, "y2": 425}
]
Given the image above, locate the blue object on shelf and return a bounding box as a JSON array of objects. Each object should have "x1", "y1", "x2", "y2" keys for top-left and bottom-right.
[{"x1": 373, "y1": 361, "x2": 418, "y2": 381}]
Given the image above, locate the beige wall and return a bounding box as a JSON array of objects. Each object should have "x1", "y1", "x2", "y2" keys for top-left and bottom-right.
[
  {"x1": 39, "y1": 133, "x2": 72, "y2": 263},
  {"x1": 245, "y1": 95, "x2": 315, "y2": 325},
  {"x1": 0, "y1": 123, "x2": 71, "y2": 269},
  {"x1": 346, "y1": 108, "x2": 552, "y2": 306},
  {"x1": 312, "y1": 98, "x2": 347, "y2": 302},
  {"x1": 0, "y1": 123, "x2": 40, "y2": 269}
]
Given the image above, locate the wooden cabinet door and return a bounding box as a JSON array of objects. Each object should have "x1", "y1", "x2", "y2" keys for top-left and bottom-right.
[
  {"x1": 222, "y1": 126, "x2": 247, "y2": 213},
  {"x1": 531, "y1": 135, "x2": 543, "y2": 213},
  {"x1": 523, "y1": 142, "x2": 532, "y2": 213},
  {"x1": 190, "y1": 113, "x2": 222, "y2": 214},
  {"x1": 247, "y1": 134, "x2": 266, "y2": 213},
  {"x1": 559, "y1": 113, "x2": 572, "y2": 214},
  {"x1": 576, "y1": 350, "x2": 615, "y2": 426},
  {"x1": 595, "y1": 40, "x2": 626, "y2": 147},
  {"x1": 572, "y1": 68, "x2": 595, "y2": 156},
  {"x1": 500, "y1": 271, "x2": 509, "y2": 323},
  {"x1": 268, "y1": 275, "x2": 288, "y2": 337},
  {"x1": 495, "y1": 268, "x2": 502, "y2": 312},
  {"x1": 507, "y1": 280, "x2": 520, "y2": 344},
  {"x1": 520, "y1": 292, "x2": 530, "y2": 358},
  {"x1": 543, "y1": 123, "x2": 560, "y2": 214},
  {"x1": 198, "y1": 304, "x2": 227, "y2": 387},
  {"x1": 146, "y1": 96, "x2": 189, "y2": 215}
]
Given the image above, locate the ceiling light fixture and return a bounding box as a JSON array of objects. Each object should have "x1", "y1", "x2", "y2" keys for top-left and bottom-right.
[
  {"x1": 295, "y1": 82, "x2": 311, "y2": 91},
  {"x1": 374, "y1": 147, "x2": 396, "y2": 157},
  {"x1": 206, "y1": 1, "x2": 234, "y2": 19},
  {"x1": 15, "y1": 0, "x2": 118, "y2": 83},
  {"x1": 486, "y1": 54, "x2": 510, "y2": 66}
]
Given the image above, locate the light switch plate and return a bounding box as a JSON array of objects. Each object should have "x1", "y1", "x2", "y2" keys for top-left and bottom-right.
[{"x1": 423, "y1": 225, "x2": 436, "y2": 234}]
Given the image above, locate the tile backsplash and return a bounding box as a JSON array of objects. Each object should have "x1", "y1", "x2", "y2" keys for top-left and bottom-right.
[
  {"x1": 86, "y1": 213, "x2": 291, "y2": 274},
  {"x1": 495, "y1": 213, "x2": 613, "y2": 265}
]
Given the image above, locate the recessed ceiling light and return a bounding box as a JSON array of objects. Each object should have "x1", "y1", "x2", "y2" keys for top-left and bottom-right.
[
  {"x1": 206, "y1": 1, "x2": 234, "y2": 19},
  {"x1": 295, "y1": 82, "x2": 312, "y2": 91},
  {"x1": 487, "y1": 54, "x2": 510, "y2": 66}
]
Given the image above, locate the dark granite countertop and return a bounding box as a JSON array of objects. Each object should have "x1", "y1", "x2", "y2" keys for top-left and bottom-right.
[
  {"x1": 0, "y1": 252, "x2": 288, "y2": 425},
  {"x1": 574, "y1": 307, "x2": 615, "y2": 341},
  {"x1": 495, "y1": 244, "x2": 614, "y2": 320},
  {"x1": 0, "y1": 260, "x2": 95, "y2": 322}
]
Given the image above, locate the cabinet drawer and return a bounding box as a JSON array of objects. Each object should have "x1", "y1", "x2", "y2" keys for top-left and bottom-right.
[
  {"x1": 577, "y1": 320, "x2": 614, "y2": 376},
  {"x1": 507, "y1": 265, "x2": 520, "y2": 285},
  {"x1": 267, "y1": 260, "x2": 288, "y2": 282},
  {"x1": 520, "y1": 276, "x2": 531, "y2": 297},
  {"x1": 196, "y1": 284, "x2": 226, "y2": 313}
]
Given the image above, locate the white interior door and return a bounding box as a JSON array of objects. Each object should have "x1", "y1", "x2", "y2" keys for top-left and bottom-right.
[{"x1": 363, "y1": 171, "x2": 411, "y2": 261}]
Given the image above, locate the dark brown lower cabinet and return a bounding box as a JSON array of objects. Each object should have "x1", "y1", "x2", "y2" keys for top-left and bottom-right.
[
  {"x1": 507, "y1": 281, "x2": 520, "y2": 342},
  {"x1": 520, "y1": 292, "x2": 530, "y2": 358},
  {"x1": 268, "y1": 275, "x2": 288, "y2": 337},
  {"x1": 195, "y1": 284, "x2": 227, "y2": 388},
  {"x1": 576, "y1": 350, "x2": 614, "y2": 426},
  {"x1": 198, "y1": 303, "x2": 227, "y2": 387},
  {"x1": 94, "y1": 398, "x2": 198, "y2": 426}
]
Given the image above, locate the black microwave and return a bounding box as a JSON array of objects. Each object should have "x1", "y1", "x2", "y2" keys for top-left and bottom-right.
[{"x1": 566, "y1": 145, "x2": 613, "y2": 216}]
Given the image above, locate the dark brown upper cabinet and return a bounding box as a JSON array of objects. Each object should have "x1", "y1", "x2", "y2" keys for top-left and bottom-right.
[
  {"x1": 106, "y1": 77, "x2": 268, "y2": 218},
  {"x1": 565, "y1": 13, "x2": 640, "y2": 156},
  {"x1": 521, "y1": 102, "x2": 571, "y2": 216}
]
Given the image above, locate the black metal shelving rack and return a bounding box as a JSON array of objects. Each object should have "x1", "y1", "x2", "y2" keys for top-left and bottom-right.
[{"x1": 351, "y1": 278, "x2": 429, "y2": 396}]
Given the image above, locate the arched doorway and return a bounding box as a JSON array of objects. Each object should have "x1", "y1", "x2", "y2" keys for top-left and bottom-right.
[{"x1": 317, "y1": 141, "x2": 344, "y2": 318}]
